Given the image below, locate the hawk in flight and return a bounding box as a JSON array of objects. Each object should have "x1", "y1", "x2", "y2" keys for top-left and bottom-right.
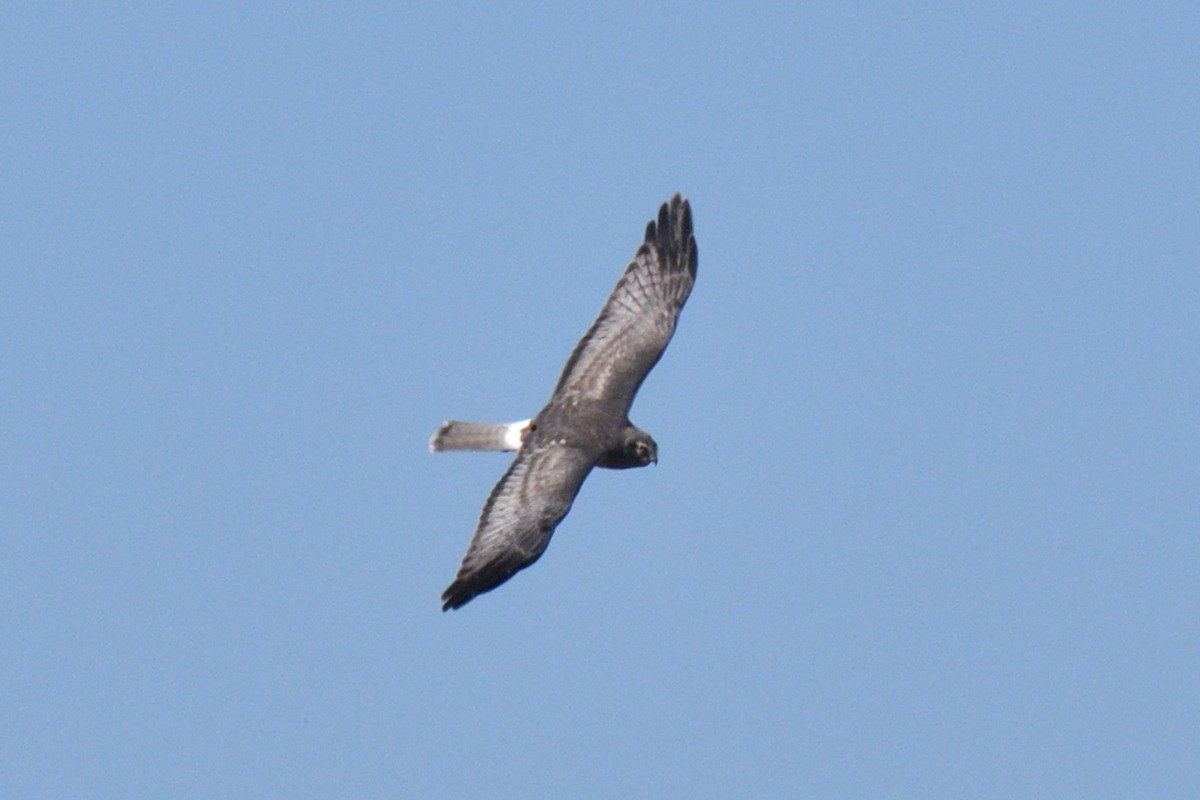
[{"x1": 430, "y1": 194, "x2": 697, "y2": 610}]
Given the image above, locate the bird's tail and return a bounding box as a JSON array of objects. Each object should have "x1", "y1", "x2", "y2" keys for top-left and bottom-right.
[{"x1": 428, "y1": 419, "x2": 531, "y2": 453}]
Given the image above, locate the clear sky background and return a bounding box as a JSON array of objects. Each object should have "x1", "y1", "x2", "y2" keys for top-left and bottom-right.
[{"x1": 3, "y1": 4, "x2": 1197, "y2": 798}]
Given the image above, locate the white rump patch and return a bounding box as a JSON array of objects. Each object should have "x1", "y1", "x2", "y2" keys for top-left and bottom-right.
[{"x1": 504, "y1": 419, "x2": 532, "y2": 449}]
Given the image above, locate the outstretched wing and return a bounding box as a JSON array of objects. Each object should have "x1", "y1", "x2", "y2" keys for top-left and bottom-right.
[
  {"x1": 441, "y1": 442, "x2": 595, "y2": 610},
  {"x1": 551, "y1": 194, "x2": 697, "y2": 412}
]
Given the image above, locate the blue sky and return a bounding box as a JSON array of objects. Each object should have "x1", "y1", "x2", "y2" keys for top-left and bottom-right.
[{"x1": 3, "y1": 4, "x2": 1197, "y2": 797}]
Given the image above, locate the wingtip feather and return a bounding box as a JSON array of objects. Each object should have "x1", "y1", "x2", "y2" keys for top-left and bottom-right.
[
  {"x1": 643, "y1": 193, "x2": 696, "y2": 278},
  {"x1": 441, "y1": 583, "x2": 468, "y2": 611},
  {"x1": 657, "y1": 199, "x2": 670, "y2": 240}
]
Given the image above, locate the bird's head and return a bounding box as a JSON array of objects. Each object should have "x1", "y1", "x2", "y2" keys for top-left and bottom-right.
[{"x1": 620, "y1": 427, "x2": 658, "y2": 468}]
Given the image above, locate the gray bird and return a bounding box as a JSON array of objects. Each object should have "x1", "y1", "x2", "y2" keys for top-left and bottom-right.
[{"x1": 430, "y1": 194, "x2": 697, "y2": 610}]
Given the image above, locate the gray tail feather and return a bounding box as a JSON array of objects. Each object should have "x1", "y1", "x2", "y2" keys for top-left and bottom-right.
[{"x1": 429, "y1": 420, "x2": 528, "y2": 453}]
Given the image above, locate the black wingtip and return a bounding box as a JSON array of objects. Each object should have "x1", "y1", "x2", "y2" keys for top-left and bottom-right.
[
  {"x1": 441, "y1": 581, "x2": 471, "y2": 611},
  {"x1": 441, "y1": 570, "x2": 503, "y2": 611},
  {"x1": 644, "y1": 194, "x2": 696, "y2": 277},
  {"x1": 657, "y1": 197, "x2": 672, "y2": 238}
]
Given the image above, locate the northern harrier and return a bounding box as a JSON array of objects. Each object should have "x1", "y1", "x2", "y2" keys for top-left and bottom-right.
[{"x1": 430, "y1": 194, "x2": 697, "y2": 610}]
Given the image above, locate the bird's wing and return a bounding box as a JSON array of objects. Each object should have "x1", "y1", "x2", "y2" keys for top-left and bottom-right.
[
  {"x1": 550, "y1": 194, "x2": 697, "y2": 412},
  {"x1": 441, "y1": 442, "x2": 595, "y2": 610}
]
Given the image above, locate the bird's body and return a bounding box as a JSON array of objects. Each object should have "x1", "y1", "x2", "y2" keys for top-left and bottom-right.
[{"x1": 430, "y1": 195, "x2": 697, "y2": 610}]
